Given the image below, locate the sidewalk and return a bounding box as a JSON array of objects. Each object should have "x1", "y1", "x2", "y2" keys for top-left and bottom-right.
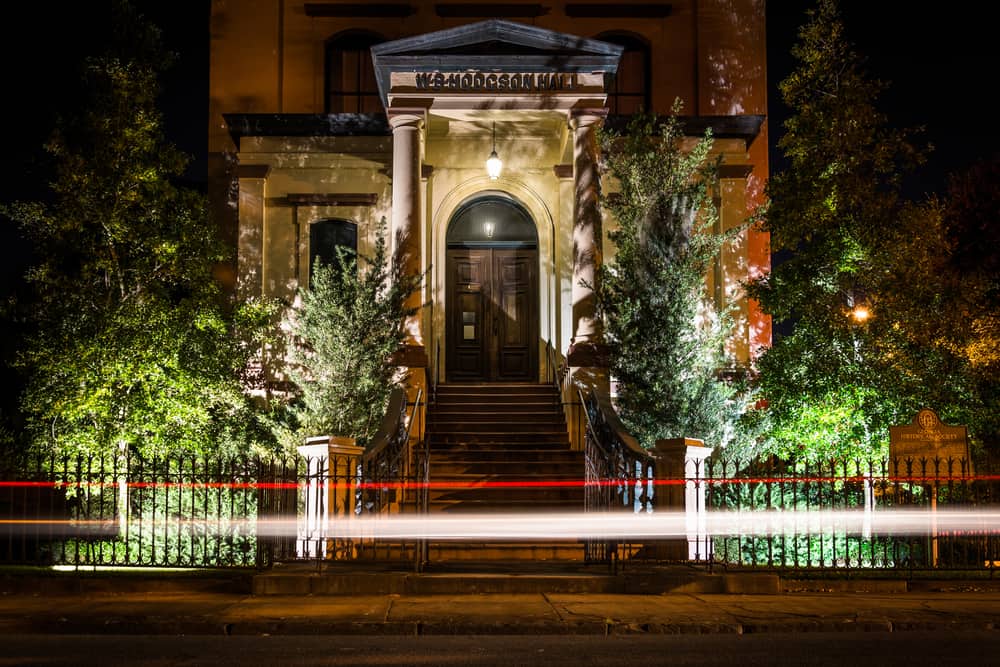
[{"x1": 2, "y1": 566, "x2": 1000, "y2": 636}]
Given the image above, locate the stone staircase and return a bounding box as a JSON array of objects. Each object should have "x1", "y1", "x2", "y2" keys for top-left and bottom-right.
[{"x1": 423, "y1": 382, "x2": 586, "y2": 560}]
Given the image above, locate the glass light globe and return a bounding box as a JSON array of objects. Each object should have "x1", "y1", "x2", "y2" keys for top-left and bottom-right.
[{"x1": 486, "y1": 150, "x2": 502, "y2": 180}]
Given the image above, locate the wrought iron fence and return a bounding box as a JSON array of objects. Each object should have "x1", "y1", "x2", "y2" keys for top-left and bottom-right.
[
  {"x1": 697, "y1": 455, "x2": 1000, "y2": 572},
  {"x1": 0, "y1": 452, "x2": 273, "y2": 568},
  {"x1": 4, "y1": 420, "x2": 997, "y2": 574},
  {"x1": 1, "y1": 389, "x2": 428, "y2": 570}
]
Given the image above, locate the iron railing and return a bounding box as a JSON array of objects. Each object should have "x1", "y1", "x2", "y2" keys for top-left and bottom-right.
[
  {"x1": 4, "y1": 428, "x2": 997, "y2": 574},
  {"x1": 0, "y1": 452, "x2": 277, "y2": 569},
  {"x1": 275, "y1": 387, "x2": 428, "y2": 569},
  {"x1": 697, "y1": 455, "x2": 1000, "y2": 573},
  {"x1": 578, "y1": 386, "x2": 655, "y2": 567}
]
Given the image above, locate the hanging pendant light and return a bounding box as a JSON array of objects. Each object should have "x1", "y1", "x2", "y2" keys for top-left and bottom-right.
[{"x1": 486, "y1": 121, "x2": 502, "y2": 180}]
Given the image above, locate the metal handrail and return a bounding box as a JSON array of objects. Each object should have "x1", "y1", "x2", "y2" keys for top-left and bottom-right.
[
  {"x1": 545, "y1": 340, "x2": 562, "y2": 398},
  {"x1": 361, "y1": 388, "x2": 407, "y2": 465},
  {"x1": 578, "y1": 385, "x2": 655, "y2": 566},
  {"x1": 432, "y1": 339, "x2": 440, "y2": 404},
  {"x1": 580, "y1": 387, "x2": 650, "y2": 464}
]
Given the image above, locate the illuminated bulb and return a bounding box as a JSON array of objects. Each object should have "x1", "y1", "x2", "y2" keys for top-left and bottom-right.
[
  {"x1": 486, "y1": 121, "x2": 502, "y2": 180},
  {"x1": 486, "y1": 149, "x2": 502, "y2": 180}
]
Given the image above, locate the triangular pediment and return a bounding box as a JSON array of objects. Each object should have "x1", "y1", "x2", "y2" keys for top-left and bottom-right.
[{"x1": 372, "y1": 20, "x2": 623, "y2": 105}]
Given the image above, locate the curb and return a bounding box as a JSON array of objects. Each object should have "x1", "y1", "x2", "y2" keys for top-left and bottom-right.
[{"x1": 3, "y1": 616, "x2": 998, "y2": 636}]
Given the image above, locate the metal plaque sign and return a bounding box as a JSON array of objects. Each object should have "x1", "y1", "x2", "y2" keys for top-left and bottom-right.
[{"x1": 889, "y1": 408, "x2": 971, "y2": 478}]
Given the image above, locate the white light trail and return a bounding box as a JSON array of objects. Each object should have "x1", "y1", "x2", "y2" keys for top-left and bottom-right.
[{"x1": 6, "y1": 509, "x2": 994, "y2": 540}]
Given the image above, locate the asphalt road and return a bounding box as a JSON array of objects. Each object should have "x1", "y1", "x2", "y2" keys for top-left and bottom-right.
[{"x1": 2, "y1": 632, "x2": 997, "y2": 666}]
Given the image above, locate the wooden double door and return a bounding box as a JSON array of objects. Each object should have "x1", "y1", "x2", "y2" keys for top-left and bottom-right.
[{"x1": 446, "y1": 247, "x2": 539, "y2": 382}]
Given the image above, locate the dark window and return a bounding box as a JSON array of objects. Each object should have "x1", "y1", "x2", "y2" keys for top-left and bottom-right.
[
  {"x1": 597, "y1": 32, "x2": 651, "y2": 115},
  {"x1": 325, "y1": 31, "x2": 384, "y2": 113},
  {"x1": 309, "y1": 219, "x2": 358, "y2": 284}
]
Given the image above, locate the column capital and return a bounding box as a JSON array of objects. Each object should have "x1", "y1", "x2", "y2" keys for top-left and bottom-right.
[
  {"x1": 387, "y1": 108, "x2": 427, "y2": 129},
  {"x1": 568, "y1": 107, "x2": 609, "y2": 130}
]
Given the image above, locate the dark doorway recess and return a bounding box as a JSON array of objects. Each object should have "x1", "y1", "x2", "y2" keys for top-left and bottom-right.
[{"x1": 445, "y1": 194, "x2": 539, "y2": 382}]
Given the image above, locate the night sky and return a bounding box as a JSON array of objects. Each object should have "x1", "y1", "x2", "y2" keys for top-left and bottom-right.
[{"x1": 1, "y1": 0, "x2": 995, "y2": 307}]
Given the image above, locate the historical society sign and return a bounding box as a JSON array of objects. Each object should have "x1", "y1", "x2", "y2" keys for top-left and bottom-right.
[{"x1": 889, "y1": 408, "x2": 972, "y2": 478}]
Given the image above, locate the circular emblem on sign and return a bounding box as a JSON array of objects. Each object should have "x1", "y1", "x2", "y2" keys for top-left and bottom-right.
[{"x1": 917, "y1": 409, "x2": 938, "y2": 431}]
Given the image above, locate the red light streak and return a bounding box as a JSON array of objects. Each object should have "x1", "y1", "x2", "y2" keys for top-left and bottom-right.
[
  {"x1": 1, "y1": 474, "x2": 999, "y2": 492},
  {"x1": 2, "y1": 474, "x2": 999, "y2": 492}
]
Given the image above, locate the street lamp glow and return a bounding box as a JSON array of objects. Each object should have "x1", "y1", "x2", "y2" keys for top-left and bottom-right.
[{"x1": 851, "y1": 305, "x2": 871, "y2": 323}]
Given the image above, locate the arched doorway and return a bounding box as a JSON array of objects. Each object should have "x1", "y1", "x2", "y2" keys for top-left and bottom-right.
[{"x1": 445, "y1": 194, "x2": 539, "y2": 382}]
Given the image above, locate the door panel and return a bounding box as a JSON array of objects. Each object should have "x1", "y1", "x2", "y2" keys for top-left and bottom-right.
[
  {"x1": 493, "y1": 249, "x2": 537, "y2": 381},
  {"x1": 446, "y1": 249, "x2": 491, "y2": 381},
  {"x1": 446, "y1": 248, "x2": 538, "y2": 382}
]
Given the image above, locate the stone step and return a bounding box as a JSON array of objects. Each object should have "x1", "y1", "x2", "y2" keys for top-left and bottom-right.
[
  {"x1": 427, "y1": 542, "x2": 586, "y2": 562},
  {"x1": 431, "y1": 461, "x2": 582, "y2": 475},
  {"x1": 428, "y1": 412, "x2": 566, "y2": 424},
  {"x1": 428, "y1": 421, "x2": 568, "y2": 433},
  {"x1": 437, "y1": 382, "x2": 555, "y2": 393},
  {"x1": 430, "y1": 401, "x2": 562, "y2": 412},
  {"x1": 252, "y1": 562, "x2": 781, "y2": 595},
  {"x1": 425, "y1": 498, "x2": 583, "y2": 512},
  {"x1": 428, "y1": 432, "x2": 570, "y2": 445},
  {"x1": 431, "y1": 449, "x2": 582, "y2": 462}
]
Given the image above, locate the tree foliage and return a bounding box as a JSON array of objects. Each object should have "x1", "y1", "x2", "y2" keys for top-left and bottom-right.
[
  {"x1": 596, "y1": 105, "x2": 744, "y2": 449},
  {"x1": 743, "y1": 0, "x2": 997, "y2": 461},
  {"x1": 279, "y1": 220, "x2": 421, "y2": 447},
  {"x1": 2, "y1": 2, "x2": 274, "y2": 460}
]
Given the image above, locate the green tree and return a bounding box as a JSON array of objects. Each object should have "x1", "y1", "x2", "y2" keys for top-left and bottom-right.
[
  {"x1": 596, "y1": 105, "x2": 743, "y2": 449},
  {"x1": 280, "y1": 220, "x2": 421, "y2": 447},
  {"x1": 741, "y1": 0, "x2": 990, "y2": 461},
  {"x1": 2, "y1": 2, "x2": 273, "y2": 460}
]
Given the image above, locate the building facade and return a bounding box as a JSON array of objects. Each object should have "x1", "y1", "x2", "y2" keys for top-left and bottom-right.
[{"x1": 208, "y1": 0, "x2": 770, "y2": 394}]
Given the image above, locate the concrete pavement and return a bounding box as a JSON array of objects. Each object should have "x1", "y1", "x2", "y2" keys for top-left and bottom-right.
[{"x1": 2, "y1": 565, "x2": 1000, "y2": 636}]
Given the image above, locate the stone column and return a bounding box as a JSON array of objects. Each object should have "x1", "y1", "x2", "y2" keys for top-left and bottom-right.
[
  {"x1": 567, "y1": 109, "x2": 608, "y2": 367},
  {"x1": 236, "y1": 164, "x2": 270, "y2": 299},
  {"x1": 389, "y1": 109, "x2": 426, "y2": 365},
  {"x1": 651, "y1": 437, "x2": 714, "y2": 561},
  {"x1": 297, "y1": 436, "x2": 363, "y2": 560}
]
